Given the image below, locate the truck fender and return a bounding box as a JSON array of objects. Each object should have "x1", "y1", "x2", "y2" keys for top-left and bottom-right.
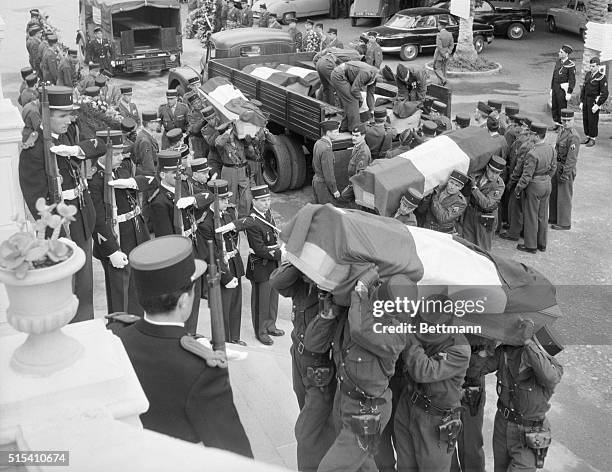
[{"x1": 168, "y1": 66, "x2": 201, "y2": 96}]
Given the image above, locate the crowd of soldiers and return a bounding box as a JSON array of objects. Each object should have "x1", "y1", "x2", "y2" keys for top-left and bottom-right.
[{"x1": 15, "y1": 7, "x2": 602, "y2": 472}]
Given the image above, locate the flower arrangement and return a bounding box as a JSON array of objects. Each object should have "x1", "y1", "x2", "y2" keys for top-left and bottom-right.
[
  {"x1": 184, "y1": 1, "x2": 216, "y2": 45},
  {"x1": 0, "y1": 198, "x2": 77, "y2": 279}
]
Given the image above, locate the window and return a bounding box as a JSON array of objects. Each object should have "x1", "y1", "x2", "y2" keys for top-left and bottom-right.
[
  {"x1": 437, "y1": 14, "x2": 456, "y2": 27},
  {"x1": 576, "y1": 1, "x2": 586, "y2": 12},
  {"x1": 415, "y1": 15, "x2": 436, "y2": 28},
  {"x1": 386, "y1": 14, "x2": 418, "y2": 29},
  {"x1": 240, "y1": 45, "x2": 261, "y2": 57},
  {"x1": 475, "y1": 1, "x2": 494, "y2": 12}
]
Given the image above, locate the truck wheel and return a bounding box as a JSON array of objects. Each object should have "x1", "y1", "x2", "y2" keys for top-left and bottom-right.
[
  {"x1": 281, "y1": 135, "x2": 307, "y2": 190},
  {"x1": 263, "y1": 137, "x2": 292, "y2": 192},
  {"x1": 547, "y1": 17, "x2": 556, "y2": 33},
  {"x1": 507, "y1": 23, "x2": 525, "y2": 40},
  {"x1": 400, "y1": 44, "x2": 418, "y2": 61}
]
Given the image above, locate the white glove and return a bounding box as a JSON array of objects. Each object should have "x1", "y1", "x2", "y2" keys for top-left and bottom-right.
[
  {"x1": 176, "y1": 196, "x2": 196, "y2": 209},
  {"x1": 225, "y1": 277, "x2": 238, "y2": 289},
  {"x1": 560, "y1": 83, "x2": 569, "y2": 93},
  {"x1": 565, "y1": 93, "x2": 572, "y2": 101},
  {"x1": 109, "y1": 251, "x2": 128, "y2": 269},
  {"x1": 88, "y1": 61, "x2": 94, "y2": 66},
  {"x1": 333, "y1": 191, "x2": 340, "y2": 199},
  {"x1": 215, "y1": 222, "x2": 236, "y2": 233},
  {"x1": 50, "y1": 145, "x2": 84, "y2": 158},
  {"x1": 111, "y1": 60, "x2": 116, "y2": 67},
  {"x1": 579, "y1": 102, "x2": 583, "y2": 111},
  {"x1": 108, "y1": 178, "x2": 137, "y2": 189},
  {"x1": 209, "y1": 172, "x2": 218, "y2": 181},
  {"x1": 280, "y1": 242, "x2": 287, "y2": 258},
  {"x1": 592, "y1": 104, "x2": 600, "y2": 113}
]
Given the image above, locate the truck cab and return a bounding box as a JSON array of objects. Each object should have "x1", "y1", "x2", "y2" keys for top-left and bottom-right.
[{"x1": 78, "y1": 0, "x2": 183, "y2": 73}]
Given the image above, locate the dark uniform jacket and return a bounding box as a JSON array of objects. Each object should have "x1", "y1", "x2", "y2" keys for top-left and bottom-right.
[
  {"x1": 515, "y1": 142, "x2": 557, "y2": 194},
  {"x1": 403, "y1": 335, "x2": 471, "y2": 409},
  {"x1": 469, "y1": 341, "x2": 563, "y2": 420},
  {"x1": 118, "y1": 100, "x2": 141, "y2": 126},
  {"x1": 159, "y1": 102, "x2": 190, "y2": 133},
  {"x1": 312, "y1": 136, "x2": 337, "y2": 194},
  {"x1": 365, "y1": 42, "x2": 383, "y2": 68},
  {"x1": 19, "y1": 132, "x2": 102, "y2": 245},
  {"x1": 508, "y1": 132, "x2": 536, "y2": 186},
  {"x1": 347, "y1": 140, "x2": 371, "y2": 177},
  {"x1": 86, "y1": 37, "x2": 114, "y2": 71},
  {"x1": 148, "y1": 183, "x2": 178, "y2": 237},
  {"x1": 116, "y1": 319, "x2": 253, "y2": 456},
  {"x1": 244, "y1": 208, "x2": 281, "y2": 283},
  {"x1": 57, "y1": 57, "x2": 77, "y2": 88},
  {"x1": 26, "y1": 36, "x2": 41, "y2": 69},
  {"x1": 134, "y1": 129, "x2": 158, "y2": 176},
  {"x1": 551, "y1": 58, "x2": 576, "y2": 94},
  {"x1": 555, "y1": 128, "x2": 580, "y2": 179},
  {"x1": 89, "y1": 159, "x2": 152, "y2": 260},
  {"x1": 18, "y1": 87, "x2": 38, "y2": 107},
  {"x1": 336, "y1": 61, "x2": 378, "y2": 111},
  {"x1": 241, "y1": 6, "x2": 254, "y2": 26},
  {"x1": 41, "y1": 47, "x2": 59, "y2": 84},
  {"x1": 212, "y1": 128, "x2": 257, "y2": 172},
  {"x1": 396, "y1": 64, "x2": 427, "y2": 101},
  {"x1": 424, "y1": 186, "x2": 467, "y2": 233},
  {"x1": 580, "y1": 69, "x2": 609, "y2": 107},
  {"x1": 469, "y1": 170, "x2": 505, "y2": 213},
  {"x1": 365, "y1": 123, "x2": 395, "y2": 159},
  {"x1": 258, "y1": 10, "x2": 270, "y2": 28},
  {"x1": 34, "y1": 40, "x2": 48, "y2": 75}
]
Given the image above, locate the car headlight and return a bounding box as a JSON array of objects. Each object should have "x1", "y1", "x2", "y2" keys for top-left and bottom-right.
[{"x1": 169, "y1": 54, "x2": 177, "y2": 62}]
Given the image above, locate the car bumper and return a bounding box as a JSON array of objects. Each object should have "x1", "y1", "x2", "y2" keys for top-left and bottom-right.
[{"x1": 381, "y1": 46, "x2": 401, "y2": 52}]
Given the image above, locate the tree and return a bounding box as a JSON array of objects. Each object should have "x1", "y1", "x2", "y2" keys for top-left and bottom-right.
[{"x1": 454, "y1": 0, "x2": 477, "y2": 62}]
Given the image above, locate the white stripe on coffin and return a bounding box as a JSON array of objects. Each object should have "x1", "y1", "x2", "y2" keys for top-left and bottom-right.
[
  {"x1": 285, "y1": 241, "x2": 351, "y2": 292},
  {"x1": 284, "y1": 66, "x2": 316, "y2": 79},
  {"x1": 399, "y1": 135, "x2": 471, "y2": 196},
  {"x1": 407, "y1": 226, "x2": 507, "y2": 314},
  {"x1": 201, "y1": 83, "x2": 247, "y2": 121},
  {"x1": 248, "y1": 66, "x2": 279, "y2": 80}
]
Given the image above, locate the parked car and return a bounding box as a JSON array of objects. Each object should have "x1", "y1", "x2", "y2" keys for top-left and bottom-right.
[
  {"x1": 432, "y1": 0, "x2": 533, "y2": 39},
  {"x1": 368, "y1": 7, "x2": 494, "y2": 61},
  {"x1": 547, "y1": 0, "x2": 612, "y2": 40},
  {"x1": 252, "y1": 0, "x2": 330, "y2": 24}
]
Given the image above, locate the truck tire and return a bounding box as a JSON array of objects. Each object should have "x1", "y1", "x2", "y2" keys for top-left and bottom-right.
[
  {"x1": 263, "y1": 136, "x2": 292, "y2": 192},
  {"x1": 281, "y1": 135, "x2": 307, "y2": 190}
]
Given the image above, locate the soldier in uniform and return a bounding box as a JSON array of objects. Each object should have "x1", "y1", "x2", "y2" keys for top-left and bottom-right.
[
  {"x1": 97, "y1": 71, "x2": 121, "y2": 107},
  {"x1": 268, "y1": 13, "x2": 282, "y2": 29},
  {"x1": 513, "y1": 122, "x2": 556, "y2": 253},
  {"x1": 185, "y1": 178, "x2": 246, "y2": 346},
  {"x1": 185, "y1": 91, "x2": 207, "y2": 159},
  {"x1": 77, "y1": 63, "x2": 101, "y2": 94},
  {"x1": 348, "y1": 123, "x2": 371, "y2": 178},
  {"x1": 314, "y1": 47, "x2": 364, "y2": 106},
  {"x1": 34, "y1": 33, "x2": 49, "y2": 79},
  {"x1": 365, "y1": 31, "x2": 383, "y2": 68},
  {"x1": 90, "y1": 130, "x2": 152, "y2": 316},
  {"x1": 21, "y1": 96, "x2": 41, "y2": 147},
  {"x1": 303, "y1": 19, "x2": 321, "y2": 52},
  {"x1": 19, "y1": 86, "x2": 107, "y2": 322},
  {"x1": 226, "y1": 1, "x2": 242, "y2": 29},
  {"x1": 550, "y1": 44, "x2": 575, "y2": 130},
  {"x1": 550, "y1": 109, "x2": 580, "y2": 231},
  {"x1": 312, "y1": 120, "x2": 340, "y2": 204},
  {"x1": 244, "y1": 185, "x2": 284, "y2": 345},
  {"x1": 26, "y1": 26, "x2": 43, "y2": 70},
  {"x1": 395, "y1": 63, "x2": 427, "y2": 102},
  {"x1": 487, "y1": 115, "x2": 509, "y2": 161},
  {"x1": 241, "y1": 0, "x2": 253, "y2": 27},
  {"x1": 469, "y1": 319, "x2": 563, "y2": 472},
  {"x1": 330, "y1": 60, "x2": 379, "y2": 131},
  {"x1": 40, "y1": 34, "x2": 60, "y2": 84},
  {"x1": 366, "y1": 107, "x2": 396, "y2": 160},
  {"x1": 270, "y1": 262, "x2": 336, "y2": 472},
  {"x1": 25, "y1": 9, "x2": 45, "y2": 37},
  {"x1": 393, "y1": 188, "x2": 422, "y2": 226},
  {"x1": 579, "y1": 56, "x2": 608, "y2": 147},
  {"x1": 115, "y1": 235, "x2": 253, "y2": 457},
  {"x1": 258, "y1": 3, "x2": 270, "y2": 28},
  {"x1": 394, "y1": 295, "x2": 471, "y2": 472},
  {"x1": 117, "y1": 86, "x2": 141, "y2": 126},
  {"x1": 454, "y1": 114, "x2": 471, "y2": 129},
  {"x1": 434, "y1": 22, "x2": 453, "y2": 85},
  {"x1": 461, "y1": 155, "x2": 506, "y2": 251},
  {"x1": 18, "y1": 73, "x2": 39, "y2": 107},
  {"x1": 57, "y1": 49, "x2": 79, "y2": 88},
  {"x1": 426, "y1": 100, "x2": 453, "y2": 133},
  {"x1": 201, "y1": 106, "x2": 221, "y2": 161},
  {"x1": 86, "y1": 26, "x2": 114, "y2": 72},
  {"x1": 424, "y1": 170, "x2": 468, "y2": 234},
  {"x1": 287, "y1": 17, "x2": 302, "y2": 52},
  {"x1": 322, "y1": 27, "x2": 343, "y2": 49},
  {"x1": 158, "y1": 89, "x2": 189, "y2": 150},
  {"x1": 134, "y1": 111, "x2": 160, "y2": 178},
  {"x1": 473, "y1": 101, "x2": 492, "y2": 128},
  {"x1": 503, "y1": 106, "x2": 522, "y2": 148},
  {"x1": 306, "y1": 270, "x2": 411, "y2": 472}
]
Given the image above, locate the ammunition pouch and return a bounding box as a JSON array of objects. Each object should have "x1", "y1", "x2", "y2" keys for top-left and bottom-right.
[
  {"x1": 350, "y1": 411, "x2": 382, "y2": 454},
  {"x1": 479, "y1": 213, "x2": 496, "y2": 232},
  {"x1": 524, "y1": 425, "x2": 551, "y2": 469},
  {"x1": 461, "y1": 385, "x2": 484, "y2": 416},
  {"x1": 438, "y1": 415, "x2": 463, "y2": 454},
  {"x1": 306, "y1": 366, "x2": 333, "y2": 388}
]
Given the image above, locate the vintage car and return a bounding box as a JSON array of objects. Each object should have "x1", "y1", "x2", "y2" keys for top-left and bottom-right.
[
  {"x1": 252, "y1": 0, "x2": 330, "y2": 24},
  {"x1": 433, "y1": 0, "x2": 534, "y2": 39},
  {"x1": 546, "y1": 0, "x2": 612, "y2": 40},
  {"x1": 368, "y1": 7, "x2": 494, "y2": 61}
]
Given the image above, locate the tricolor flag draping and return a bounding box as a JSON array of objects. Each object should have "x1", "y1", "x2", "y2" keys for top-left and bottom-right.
[
  {"x1": 280, "y1": 204, "x2": 560, "y2": 344},
  {"x1": 351, "y1": 127, "x2": 505, "y2": 216},
  {"x1": 199, "y1": 76, "x2": 248, "y2": 120},
  {"x1": 242, "y1": 63, "x2": 320, "y2": 96}
]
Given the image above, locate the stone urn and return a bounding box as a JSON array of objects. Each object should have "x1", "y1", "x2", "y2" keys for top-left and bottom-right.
[{"x1": 0, "y1": 238, "x2": 85, "y2": 375}]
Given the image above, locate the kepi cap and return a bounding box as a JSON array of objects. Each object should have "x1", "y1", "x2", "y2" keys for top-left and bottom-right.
[
  {"x1": 422, "y1": 121, "x2": 437, "y2": 136},
  {"x1": 25, "y1": 73, "x2": 38, "y2": 86},
  {"x1": 96, "y1": 129, "x2": 124, "y2": 148},
  {"x1": 530, "y1": 122, "x2": 548, "y2": 135},
  {"x1": 130, "y1": 235, "x2": 207, "y2": 300},
  {"x1": 203, "y1": 106, "x2": 216, "y2": 118},
  {"x1": 401, "y1": 188, "x2": 423, "y2": 207},
  {"x1": 454, "y1": 113, "x2": 470, "y2": 128},
  {"x1": 166, "y1": 128, "x2": 183, "y2": 144},
  {"x1": 251, "y1": 184, "x2": 270, "y2": 199},
  {"x1": 561, "y1": 44, "x2": 573, "y2": 54},
  {"x1": 352, "y1": 123, "x2": 366, "y2": 134},
  {"x1": 21, "y1": 67, "x2": 34, "y2": 79},
  {"x1": 487, "y1": 116, "x2": 499, "y2": 131},
  {"x1": 487, "y1": 99, "x2": 502, "y2": 112},
  {"x1": 488, "y1": 155, "x2": 506, "y2": 172},
  {"x1": 449, "y1": 170, "x2": 468, "y2": 186},
  {"x1": 142, "y1": 111, "x2": 159, "y2": 122},
  {"x1": 47, "y1": 85, "x2": 80, "y2": 109},
  {"x1": 477, "y1": 101, "x2": 492, "y2": 114},
  {"x1": 191, "y1": 158, "x2": 210, "y2": 172},
  {"x1": 505, "y1": 105, "x2": 519, "y2": 116},
  {"x1": 120, "y1": 86, "x2": 133, "y2": 95},
  {"x1": 374, "y1": 107, "x2": 387, "y2": 120},
  {"x1": 166, "y1": 89, "x2": 178, "y2": 98},
  {"x1": 560, "y1": 109, "x2": 574, "y2": 119},
  {"x1": 157, "y1": 149, "x2": 181, "y2": 170},
  {"x1": 121, "y1": 118, "x2": 137, "y2": 132},
  {"x1": 327, "y1": 28, "x2": 337, "y2": 34},
  {"x1": 84, "y1": 86, "x2": 100, "y2": 97},
  {"x1": 321, "y1": 120, "x2": 340, "y2": 133},
  {"x1": 94, "y1": 76, "x2": 107, "y2": 87},
  {"x1": 590, "y1": 56, "x2": 600, "y2": 64},
  {"x1": 207, "y1": 179, "x2": 232, "y2": 198}
]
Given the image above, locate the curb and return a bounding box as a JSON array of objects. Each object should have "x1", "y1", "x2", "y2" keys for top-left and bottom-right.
[{"x1": 425, "y1": 61, "x2": 502, "y2": 77}]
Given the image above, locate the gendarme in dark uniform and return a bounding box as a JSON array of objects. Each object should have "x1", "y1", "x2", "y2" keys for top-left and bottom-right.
[
  {"x1": 86, "y1": 26, "x2": 114, "y2": 72},
  {"x1": 312, "y1": 120, "x2": 340, "y2": 205},
  {"x1": 244, "y1": 185, "x2": 283, "y2": 345},
  {"x1": 158, "y1": 89, "x2": 189, "y2": 149},
  {"x1": 115, "y1": 235, "x2": 253, "y2": 457},
  {"x1": 19, "y1": 86, "x2": 107, "y2": 322},
  {"x1": 89, "y1": 130, "x2": 152, "y2": 316},
  {"x1": 550, "y1": 44, "x2": 576, "y2": 127},
  {"x1": 580, "y1": 56, "x2": 609, "y2": 147}
]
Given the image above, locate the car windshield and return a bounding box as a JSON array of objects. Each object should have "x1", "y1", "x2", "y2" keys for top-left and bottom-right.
[{"x1": 385, "y1": 14, "x2": 418, "y2": 29}]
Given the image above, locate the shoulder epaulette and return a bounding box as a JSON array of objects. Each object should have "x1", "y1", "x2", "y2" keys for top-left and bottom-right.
[
  {"x1": 180, "y1": 335, "x2": 228, "y2": 368},
  {"x1": 564, "y1": 60, "x2": 575, "y2": 68},
  {"x1": 592, "y1": 73, "x2": 605, "y2": 81},
  {"x1": 147, "y1": 187, "x2": 160, "y2": 203}
]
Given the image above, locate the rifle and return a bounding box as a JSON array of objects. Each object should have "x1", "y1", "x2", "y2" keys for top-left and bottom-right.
[
  {"x1": 104, "y1": 128, "x2": 120, "y2": 245},
  {"x1": 212, "y1": 183, "x2": 227, "y2": 264},
  {"x1": 207, "y1": 240, "x2": 227, "y2": 354},
  {"x1": 41, "y1": 84, "x2": 62, "y2": 205},
  {"x1": 173, "y1": 162, "x2": 184, "y2": 235}
]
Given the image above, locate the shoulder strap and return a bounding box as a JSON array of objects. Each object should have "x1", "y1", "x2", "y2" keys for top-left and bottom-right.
[{"x1": 180, "y1": 335, "x2": 228, "y2": 368}]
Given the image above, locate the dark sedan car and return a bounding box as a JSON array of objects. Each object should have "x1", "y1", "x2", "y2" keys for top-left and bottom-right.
[
  {"x1": 368, "y1": 8, "x2": 494, "y2": 61},
  {"x1": 433, "y1": 0, "x2": 534, "y2": 39}
]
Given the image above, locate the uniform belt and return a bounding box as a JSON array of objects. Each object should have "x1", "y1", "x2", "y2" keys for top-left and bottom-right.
[
  {"x1": 497, "y1": 401, "x2": 544, "y2": 427},
  {"x1": 295, "y1": 340, "x2": 328, "y2": 359},
  {"x1": 224, "y1": 162, "x2": 247, "y2": 168},
  {"x1": 411, "y1": 391, "x2": 460, "y2": 417},
  {"x1": 116, "y1": 206, "x2": 141, "y2": 223},
  {"x1": 225, "y1": 249, "x2": 238, "y2": 258},
  {"x1": 62, "y1": 184, "x2": 85, "y2": 201},
  {"x1": 338, "y1": 369, "x2": 385, "y2": 406}
]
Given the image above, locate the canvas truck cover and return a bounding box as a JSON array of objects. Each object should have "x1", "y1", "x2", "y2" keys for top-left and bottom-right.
[
  {"x1": 280, "y1": 204, "x2": 560, "y2": 344},
  {"x1": 87, "y1": 0, "x2": 180, "y2": 14},
  {"x1": 351, "y1": 127, "x2": 504, "y2": 216}
]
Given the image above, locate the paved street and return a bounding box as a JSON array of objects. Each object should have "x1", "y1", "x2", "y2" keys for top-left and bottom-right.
[{"x1": 1, "y1": 2, "x2": 611, "y2": 471}]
